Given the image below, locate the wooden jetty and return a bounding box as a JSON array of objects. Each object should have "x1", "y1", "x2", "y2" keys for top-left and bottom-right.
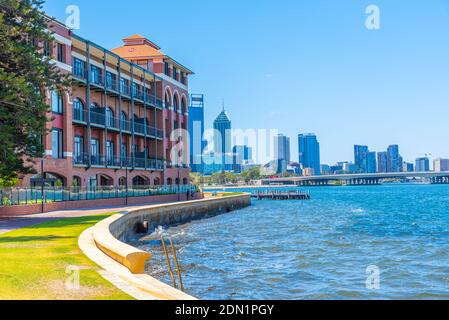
[{"x1": 252, "y1": 190, "x2": 311, "y2": 200}]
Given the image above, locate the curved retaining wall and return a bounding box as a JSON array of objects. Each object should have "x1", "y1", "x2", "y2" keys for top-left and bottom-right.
[{"x1": 89, "y1": 194, "x2": 251, "y2": 299}]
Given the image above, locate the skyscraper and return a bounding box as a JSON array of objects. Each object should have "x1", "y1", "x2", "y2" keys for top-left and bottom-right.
[
  {"x1": 354, "y1": 145, "x2": 369, "y2": 173},
  {"x1": 377, "y1": 152, "x2": 388, "y2": 173},
  {"x1": 233, "y1": 145, "x2": 253, "y2": 173},
  {"x1": 434, "y1": 158, "x2": 449, "y2": 172},
  {"x1": 274, "y1": 134, "x2": 291, "y2": 173},
  {"x1": 188, "y1": 94, "x2": 205, "y2": 173},
  {"x1": 367, "y1": 152, "x2": 377, "y2": 173},
  {"x1": 415, "y1": 157, "x2": 430, "y2": 172},
  {"x1": 213, "y1": 107, "x2": 232, "y2": 171},
  {"x1": 387, "y1": 145, "x2": 402, "y2": 173},
  {"x1": 354, "y1": 145, "x2": 377, "y2": 173},
  {"x1": 298, "y1": 133, "x2": 321, "y2": 176}
]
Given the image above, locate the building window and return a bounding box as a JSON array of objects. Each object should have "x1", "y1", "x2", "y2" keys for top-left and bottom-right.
[
  {"x1": 120, "y1": 78, "x2": 129, "y2": 95},
  {"x1": 164, "y1": 62, "x2": 170, "y2": 76},
  {"x1": 106, "y1": 107, "x2": 115, "y2": 128},
  {"x1": 51, "y1": 90, "x2": 63, "y2": 114},
  {"x1": 106, "y1": 141, "x2": 114, "y2": 165},
  {"x1": 121, "y1": 143, "x2": 128, "y2": 160},
  {"x1": 57, "y1": 43, "x2": 64, "y2": 63},
  {"x1": 106, "y1": 72, "x2": 116, "y2": 90},
  {"x1": 172, "y1": 67, "x2": 177, "y2": 80},
  {"x1": 181, "y1": 72, "x2": 186, "y2": 85},
  {"x1": 73, "y1": 98, "x2": 84, "y2": 121},
  {"x1": 91, "y1": 65, "x2": 101, "y2": 85},
  {"x1": 43, "y1": 40, "x2": 51, "y2": 57},
  {"x1": 52, "y1": 129, "x2": 63, "y2": 159},
  {"x1": 173, "y1": 96, "x2": 179, "y2": 112},
  {"x1": 120, "y1": 112, "x2": 128, "y2": 131},
  {"x1": 74, "y1": 136, "x2": 84, "y2": 163},
  {"x1": 181, "y1": 99, "x2": 186, "y2": 114},
  {"x1": 73, "y1": 58, "x2": 85, "y2": 78},
  {"x1": 91, "y1": 139, "x2": 100, "y2": 165}
]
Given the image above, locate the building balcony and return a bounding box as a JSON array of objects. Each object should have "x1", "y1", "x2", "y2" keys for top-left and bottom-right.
[{"x1": 73, "y1": 153, "x2": 165, "y2": 171}]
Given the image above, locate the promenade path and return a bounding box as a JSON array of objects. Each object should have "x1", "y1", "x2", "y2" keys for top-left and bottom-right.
[{"x1": 0, "y1": 204, "x2": 154, "y2": 235}]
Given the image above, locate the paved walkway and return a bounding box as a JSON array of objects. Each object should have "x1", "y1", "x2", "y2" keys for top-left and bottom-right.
[{"x1": 0, "y1": 204, "x2": 154, "y2": 235}]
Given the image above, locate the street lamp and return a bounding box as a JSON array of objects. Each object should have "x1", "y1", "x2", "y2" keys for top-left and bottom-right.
[
  {"x1": 41, "y1": 157, "x2": 45, "y2": 213},
  {"x1": 125, "y1": 160, "x2": 129, "y2": 206}
]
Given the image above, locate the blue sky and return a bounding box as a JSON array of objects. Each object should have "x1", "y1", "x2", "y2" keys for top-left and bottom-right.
[{"x1": 44, "y1": 0, "x2": 449, "y2": 165}]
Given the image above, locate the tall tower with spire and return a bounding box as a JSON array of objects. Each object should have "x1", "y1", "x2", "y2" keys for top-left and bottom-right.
[{"x1": 213, "y1": 103, "x2": 232, "y2": 170}]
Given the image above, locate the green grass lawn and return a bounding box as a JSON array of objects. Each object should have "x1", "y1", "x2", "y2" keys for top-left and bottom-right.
[{"x1": 0, "y1": 214, "x2": 133, "y2": 300}]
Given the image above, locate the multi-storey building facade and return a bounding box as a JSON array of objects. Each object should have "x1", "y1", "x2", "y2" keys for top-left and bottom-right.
[
  {"x1": 298, "y1": 133, "x2": 321, "y2": 176},
  {"x1": 434, "y1": 158, "x2": 449, "y2": 172},
  {"x1": 188, "y1": 94, "x2": 205, "y2": 174},
  {"x1": 20, "y1": 19, "x2": 192, "y2": 188},
  {"x1": 415, "y1": 157, "x2": 430, "y2": 172}
]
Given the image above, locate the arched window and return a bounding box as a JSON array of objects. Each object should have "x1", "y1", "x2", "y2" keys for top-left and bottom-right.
[
  {"x1": 106, "y1": 107, "x2": 114, "y2": 128},
  {"x1": 175, "y1": 178, "x2": 180, "y2": 185},
  {"x1": 173, "y1": 95, "x2": 179, "y2": 112},
  {"x1": 167, "y1": 178, "x2": 173, "y2": 185},
  {"x1": 181, "y1": 98, "x2": 187, "y2": 114},
  {"x1": 120, "y1": 112, "x2": 128, "y2": 131},
  {"x1": 165, "y1": 91, "x2": 171, "y2": 108},
  {"x1": 51, "y1": 90, "x2": 63, "y2": 114},
  {"x1": 73, "y1": 98, "x2": 84, "y2": 121},
  {"x1": 183, "y1": 178, "x2": 188, "y2": 185}
]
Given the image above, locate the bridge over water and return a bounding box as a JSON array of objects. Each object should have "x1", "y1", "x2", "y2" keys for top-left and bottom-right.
[{"x1": 261, "y1": 171, "x2": 449, "y2": 186}]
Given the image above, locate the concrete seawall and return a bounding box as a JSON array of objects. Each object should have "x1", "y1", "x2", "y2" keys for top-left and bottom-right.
[
  {"x1": 110, "y1": 193, "x2": 252, "y2": 242},
  {"x1": 81, "y1": 194, "x2": 251, "y2": 300}
]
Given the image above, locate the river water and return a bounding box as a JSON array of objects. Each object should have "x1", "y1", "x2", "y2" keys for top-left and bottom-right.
[{"x1": 131, "y1": 184, "x2": 449, "y2": 299}]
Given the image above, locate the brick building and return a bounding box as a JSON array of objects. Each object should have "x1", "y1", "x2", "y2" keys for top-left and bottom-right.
[{"x1": 20, "y1": 18, "x2": 192, "y2": 189}]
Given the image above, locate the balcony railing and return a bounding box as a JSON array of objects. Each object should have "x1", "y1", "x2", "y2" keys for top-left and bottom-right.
[
  {"x1": 106, "y1": 78, "x2": 119, "y2": 92},
  {"x1": 74, "y1": 153, "x2": 165, "y2": 170},
  {"x1": 73, "y1": 63, "x2": 86, "y2": 80},
  {"x1": 90, "y1": 154, "x2": 106, "y2": 166},
  {"x1": 90, "y1": 72, "x2": 104, "y2": 87},
  {"x1": 73, "y1": 108, "x2": 87, "y2": 122},
  {"x1": 120, "y1": 119, "x2": 131, "y2": 132},
  {"x1": 0, "y1": 185, "x2": 197, "y2": 207},
  {"x1": 120, "y1": 83, "x2": 131, "y2": 97},
  {"x1": 90, "y1": 111, "x2": 106, "y2": 126},
  {"x1": 73, "y1": 153, "x2": 89, "y2": 166}
]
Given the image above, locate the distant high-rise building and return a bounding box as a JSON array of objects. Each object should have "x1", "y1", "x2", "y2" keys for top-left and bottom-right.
[
  {"x1": 213, "y1": 107, "x2": 232, "y2": 171},
  {"x1": 233, "y1": 145, "x2": 253, "y2": 173},
  {"x1": 343, "y1": 162, "x2": 358, "y2": 174},
  {"x1": 403, "y1": 162, "x2": 414, "y2": 172},
  {"x1": 274, "y1": 134, "x2": 291, "y2": 173},
  {"x1": 354, "y1": 145, "x2": 369, "y2": 172},
  {"x1": 387, "y1": 145, "x2": 402, "y2": 172},
  {"x1": 188, "y1": 94, "x2": 205, "y2": 173},
  {"x1": 434, "y1": 158, "x2": 449, "y2": 172},
  {"x1": 298, "y1": 133, "x2": 321, "y2": 176},
  {"x1": 415, "y1": 157, "x2": 430, "y2": 172},
  {"x1": 367, "y1": 152, "x2": 377, "y2": 173},
  {"x1": 320, "y1": 164, "x2": 331, "y2": 175},
  {"x1": 377, "y1": 152, "x2": 388, "y2": 173},
  {"x1": 354, "y1": 145, "x2": 377, "y2": 173}
]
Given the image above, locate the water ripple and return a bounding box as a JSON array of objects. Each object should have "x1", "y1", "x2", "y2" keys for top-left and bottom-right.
[{"x1": 135, "y1": 184, "x2": 449, "y2": 299}]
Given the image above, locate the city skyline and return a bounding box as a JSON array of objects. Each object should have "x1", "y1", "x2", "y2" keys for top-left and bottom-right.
[
  {"x1": 43, "y1": 0, "x2": 449, "y2": 165},
  {"x1": 201, "y1": 107, "x2": 445, "y2": 172}
]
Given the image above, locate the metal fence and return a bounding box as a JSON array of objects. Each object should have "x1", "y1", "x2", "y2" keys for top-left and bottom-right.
[{"x1": 0, "y1": 185, "x2": 197, "y2": 207}]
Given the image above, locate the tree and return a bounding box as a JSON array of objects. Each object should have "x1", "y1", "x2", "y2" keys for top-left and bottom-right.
[
  {"x1": 242, "y1": 166, "x2": 261, "y2": 183},
  {"x1": 0, "y1": 0, "x2": 68, "y2": 181}
]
